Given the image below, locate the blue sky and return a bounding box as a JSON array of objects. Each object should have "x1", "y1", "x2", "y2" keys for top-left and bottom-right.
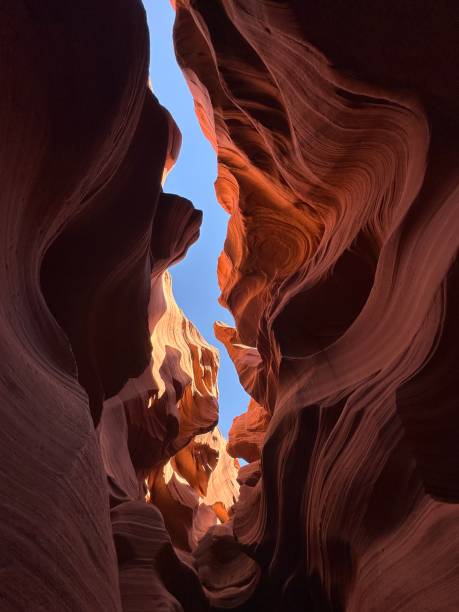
[{"x1": 144, "y1": 1, "x2": 249, "y2": 437}]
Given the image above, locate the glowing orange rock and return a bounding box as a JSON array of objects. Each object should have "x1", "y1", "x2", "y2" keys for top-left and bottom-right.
[
  {"x1": 149, "y1": 427, "x2": 239, "y2": 552},
  {"x1": 173, "y1": 1, "x2": 459, "y2": 610},
  {"x1": 227, "y1": 398, "x2": 269, "y2": 463}
]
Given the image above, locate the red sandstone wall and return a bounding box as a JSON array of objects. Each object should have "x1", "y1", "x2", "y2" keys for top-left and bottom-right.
[
  {"x1": 173, "y1": 1, "x2": 459, "y2": 610},
  {"x1": 1, "y1": 2, "x2": 458, "y2": 611}
]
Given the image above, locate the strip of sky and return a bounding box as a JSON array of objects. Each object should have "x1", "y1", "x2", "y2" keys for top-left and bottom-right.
[{"x1": 145, "y1": 0, "x2": 249, "y2": 436}]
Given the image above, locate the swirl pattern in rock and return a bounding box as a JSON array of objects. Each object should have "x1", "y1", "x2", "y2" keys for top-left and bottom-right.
[
  {"x1": 1, "y1": 2, "x2": 234, "y2": 610},
  {"x1": 173, "y1": 1, "x2": 459, "y2": 610},
  {"x1": 3, "y1": 1, "x2": 459, "y2": 610},
  {"x1": 99, "y1": 258, "x2": 240, "y2": 607},
  {"x1": 0, "y1": 1, "x2": 160, "y2": 609}
]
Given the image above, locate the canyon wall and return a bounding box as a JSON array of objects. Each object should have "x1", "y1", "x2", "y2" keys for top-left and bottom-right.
[
  {"x1": 173, "y1": 1, "x2": 459, "y2": 610},
  {"x1": 0, "y1": 2, "x2": 234, "y2": 610},
  {"x1": 0, "y1": 2, "x2": 154, "y2": 608},
  {"x1": 1, "y1": 1, "x2": 458, "y2": 611}
]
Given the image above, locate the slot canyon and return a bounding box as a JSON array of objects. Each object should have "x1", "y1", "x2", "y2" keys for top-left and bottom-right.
[{"x1": 0, "y1": 1, "x2": 458, "y2": 611}]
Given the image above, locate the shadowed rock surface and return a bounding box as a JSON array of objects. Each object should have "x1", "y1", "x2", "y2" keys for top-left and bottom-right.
[
  {"x1": 0, "y1": 1, "x2": 233, "y2": 610},
  {"x1": 0, "y1": 1, "x2": 155, "y2": 609},
  {"x1": 1, "y1": 1, "x2": 459, "y2": 611},
  {"x1": 173, "y1": 1, "x2": 459, "y2": 610}
]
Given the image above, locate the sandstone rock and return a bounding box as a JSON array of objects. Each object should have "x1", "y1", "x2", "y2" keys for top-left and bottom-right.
[
  {"x1": 173, "y1": 1, "x2": 459, "y2": 609},
  {"x1": 2, "y1": 1, "x2": 459, "y2": 611}
]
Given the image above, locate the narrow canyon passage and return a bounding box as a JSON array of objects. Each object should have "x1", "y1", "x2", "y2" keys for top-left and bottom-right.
[
  {"x1": 0, "y1": 2, "x2": 458, "y2": 612},
  {"x1": 145, "y1": 0, "x2": 250, "y2": 438}
]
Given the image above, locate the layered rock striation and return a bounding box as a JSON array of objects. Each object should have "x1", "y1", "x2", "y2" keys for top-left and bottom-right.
[
  {"x1": 2, "y1": 1, "x2": 459, "y2": 611},
  {"x1": 173, "y1": 1, "x2": 459, "y2": 610},
  {"x1": 0, "y1": 2, "x2": 156, "y2": 608},
  {"x1": 0, "y1": 2, "x2": 235, "y2": 610},
  {"x1": 99, "y1": 269, "x2": 240, "y2": 610}
]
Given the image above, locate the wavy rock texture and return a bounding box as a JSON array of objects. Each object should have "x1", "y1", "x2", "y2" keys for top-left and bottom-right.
[
  {"x1": 3, "y1": 1, "x2": 459, "y2": 611},
  {"x1": 148, "y1": 427, "x2": 239, "y2": 551},
  {"x1": 0, "y1": 2, "x2": 235, "y2": 611},
  {"x1": 100, "y1": 269, "x2": 219, "y2": 487},
  {"x1": 173, "y1": 1, "x2": 459, "y2": 610},
  {"x1": 0, "y1": 1, "x2": 159, "y2": 609},
  {"x1": 112, "y1": 500, "x2": 211, "y2": 612},
  {"x1": 99, "y1": 267, "x2": 239, "y2": 609}
]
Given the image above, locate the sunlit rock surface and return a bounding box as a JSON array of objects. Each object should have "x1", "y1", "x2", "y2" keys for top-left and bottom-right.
[
  {"x1": 100, "y1": 252, "x2": 240, "y2": 607},
  {"x1": 0, "y1": 2, "x2": 234, "y2": 610},
  {"x1": 2, "y1": 1, "x2": 459, "y2": 611},
  {"x1": 148, "y1": 427, "x2": 239, "y2": 552},
  {"x1": 173, "y1": 1, "x2": 459, "y2": 610},
  {"x1": 99, "y1": 268, "x2": 239, "y2": 498}
]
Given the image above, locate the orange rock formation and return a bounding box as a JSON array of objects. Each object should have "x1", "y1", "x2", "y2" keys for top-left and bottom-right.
[
  {"x1": 0, "y1": 2, "x2": 235, "y2": 609},
  {"x1": 1, "y1": 1, "x2": 459, "y2": 611},
  {"x1": 173, "y1": 1, "x2": 459, "y2": 610}
]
